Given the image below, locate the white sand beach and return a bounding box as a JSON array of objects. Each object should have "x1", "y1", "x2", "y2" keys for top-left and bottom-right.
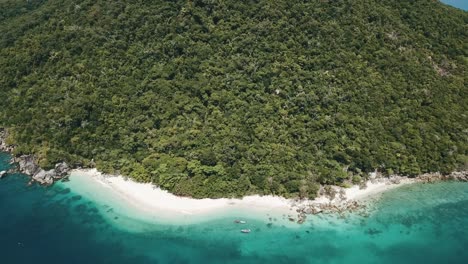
[
  {"x1": 66, "y1": 169, "x2": 416, "y2": 227},
  {"x1": 344, "y1": 178, "x2": 416, "y2": 201},
  {"x1": 66, "y1": 169, "x2": 298, "y2": 228}
]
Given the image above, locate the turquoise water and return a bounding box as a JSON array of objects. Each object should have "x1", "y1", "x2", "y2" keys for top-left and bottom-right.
[
  {"x1": 1, "y1": 152, "x2": 468, "y2": 263},
  {"x1": 442, "y1": 0, "x2": 468, "y2": 10}
]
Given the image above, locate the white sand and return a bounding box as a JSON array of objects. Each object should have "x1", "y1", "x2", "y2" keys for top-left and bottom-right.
[
  {"x1": 69, "y1": 169, "x2": 295, "y2": 221},
  {"x1": 68, "y1": 169, "x2": 415, "y2": 225},
  {"x1": 344, "y1": 178, "x2": 415, "y2": 201}
]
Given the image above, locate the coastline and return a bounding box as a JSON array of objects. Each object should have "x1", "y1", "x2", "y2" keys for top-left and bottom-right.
[
  {"x1": 64, "y1": 168, "x2": 418, "y2": 227},
  {"x1": 3, "y1": 153, "x2": 468, "y2": 264},
  {"x1": 2, "y1": 129, "x2": 467, "y2": 226},
  {"x1": 67, "y1": 168, "x2": 306, "y2": 227}
]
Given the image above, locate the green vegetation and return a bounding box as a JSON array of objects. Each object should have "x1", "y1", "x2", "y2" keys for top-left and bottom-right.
[{"x1": 0, "y1": 0, "x2": 467, "y2": 198}]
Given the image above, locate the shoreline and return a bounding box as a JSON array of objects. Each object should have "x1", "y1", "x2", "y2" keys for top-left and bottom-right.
[
  {"x1": 2, "y1": 127, "x2": 467, "y2": 225},
  {"x1": 65, "y1": 168, "x2": 418, "y2": 226},
  {"x1": 67, "y1": 169, "x2": 305, "y2": 226}
]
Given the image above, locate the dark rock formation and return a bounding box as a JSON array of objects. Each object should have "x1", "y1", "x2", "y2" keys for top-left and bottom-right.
[
  {"x1": 54, "y1": 162, "x2": 70, "y2": 178},
  {"x1": 16, "y1": 155, "x2": 39, "y2": 175},
  {"x1": 26, "y1": 161, "x2": 70, "y2": 185},
  {"x1": 32, "y1": 169, "x2": 54, "y2": 185},
  {"x1": 1, "y1": 129, "x2": 71, "y2": 185}
]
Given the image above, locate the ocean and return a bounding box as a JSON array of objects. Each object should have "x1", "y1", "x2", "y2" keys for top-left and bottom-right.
[{"x1": 1, "y1": 152, "x2": 467, "y2": 264}]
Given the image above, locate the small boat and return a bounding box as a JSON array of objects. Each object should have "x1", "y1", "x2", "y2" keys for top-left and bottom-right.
[
  {"x1": 234, "y1": 220, "x2": 246, "y2": 224},
  {"x1": 241, "y1": 229, "x2": 251, "y2": 233}
]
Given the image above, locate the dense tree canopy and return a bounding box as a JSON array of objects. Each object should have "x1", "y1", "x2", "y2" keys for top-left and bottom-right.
[{"x1": 0, "y1": 0, "x2": 467, "y2": 198}]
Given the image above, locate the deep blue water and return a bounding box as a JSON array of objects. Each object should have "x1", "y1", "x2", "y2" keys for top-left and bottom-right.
[
  {"x1": 1, "y1": 152, "x2": 468, "y2": 263},
  {"x1": 442, "y1": 0, "x2": 468, "y2": 10}
]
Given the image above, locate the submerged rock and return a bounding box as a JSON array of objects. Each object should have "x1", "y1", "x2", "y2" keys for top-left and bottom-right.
[{"x1": 365, "y1": 228, "x2": 382, "y2": 236}]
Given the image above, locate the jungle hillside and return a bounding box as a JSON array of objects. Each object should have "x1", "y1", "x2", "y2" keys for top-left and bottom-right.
[{"x1": 0, "y1": 0, "x2": 467, "y2": 198}]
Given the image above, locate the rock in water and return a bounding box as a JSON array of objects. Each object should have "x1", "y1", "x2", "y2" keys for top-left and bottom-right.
[
  {"x1": 54, "y1": 162, "x2": 70, "y2": 177},
  {"x1": 32, "y1": 169, "x2": 54, "y2": 185},
  {"x1": 8, "y1": 154, "x2": 71, "y2": 185},
  {"x1": 0, "y1": 170, "x2": 6, "y2": 179},
  {"x1": 17, "y1": 155, "x2": 39, "y2": 175},
  {"x1": 32, "y1": 169, "x2": 46, "y2": 183}
]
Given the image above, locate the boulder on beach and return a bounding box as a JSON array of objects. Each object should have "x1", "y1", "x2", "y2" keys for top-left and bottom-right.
[
  {"x1": 54, "y1": 162, "x2": 70, "y2": 177},
  {"x1": 32, "y1": 169, "x2": 54, "y2": 185}
]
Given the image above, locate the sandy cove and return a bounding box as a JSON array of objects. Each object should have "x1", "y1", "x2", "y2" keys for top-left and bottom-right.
[
  {"x1": 68, "y1": 169, "x2": 417, "y2": 224},
  {"x1": 69, "y1": 169, "x2": 298, "y2": 220}
]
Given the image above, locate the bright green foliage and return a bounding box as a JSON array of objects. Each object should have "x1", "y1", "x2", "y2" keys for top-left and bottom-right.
[{"x1": 0, "y1": 0, "x2": 467, "y2": 198}]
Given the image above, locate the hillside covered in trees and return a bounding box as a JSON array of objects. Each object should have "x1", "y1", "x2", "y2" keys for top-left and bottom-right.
[{"x1": 0, "y1": 0, "x2": 467, "y2": 198}]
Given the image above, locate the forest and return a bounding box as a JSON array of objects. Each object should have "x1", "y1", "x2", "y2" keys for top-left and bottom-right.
[{"x1": 0, "y1": 0, "x2": 467, "y2": 198}]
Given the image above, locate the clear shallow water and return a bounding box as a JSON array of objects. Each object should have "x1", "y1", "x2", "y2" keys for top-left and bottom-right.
[{"x1": 1, "y1": 152, "x2": 468, "y2": 264}]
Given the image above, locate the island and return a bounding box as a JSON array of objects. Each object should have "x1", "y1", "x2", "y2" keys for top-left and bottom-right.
[
  {"x1": 0, "y1": 0, "x2": 466, "y2": 201},
  {"x1": 0, "y1": 1, "x2": 467, "y2": 263}
]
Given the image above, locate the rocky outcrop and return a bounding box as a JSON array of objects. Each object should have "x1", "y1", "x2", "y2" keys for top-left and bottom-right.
[
  {"x1": 32, "y1": 169, "x2": 55, "y2": 185},
  {"x1": 0, "y1": 129, "x2": 15, "y2": 153},
  {"x1": 449, "y1": 171, "x2": 468, "y2": 182},
  {"x1": 415, "y1": 171, "x2": 468, "y2": 183},
  {"x1": 299, "y1": 200, "x2": 366, "y2": 216},
  {"x1": 292, "y1": 170, "x2": 468, "y2": 221},
  {"x1": 17, "y1": 155, "x2": 39, "y2": 175},
  {"x1": 1, "y1": 128, "x2": 71, "y2": 185},
  {"x1": 54, "y1": 162, "x2": 70, "y2": 178},
  {"x1": 19, "y1": 157, "x2": 71, "y2": 185}
]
